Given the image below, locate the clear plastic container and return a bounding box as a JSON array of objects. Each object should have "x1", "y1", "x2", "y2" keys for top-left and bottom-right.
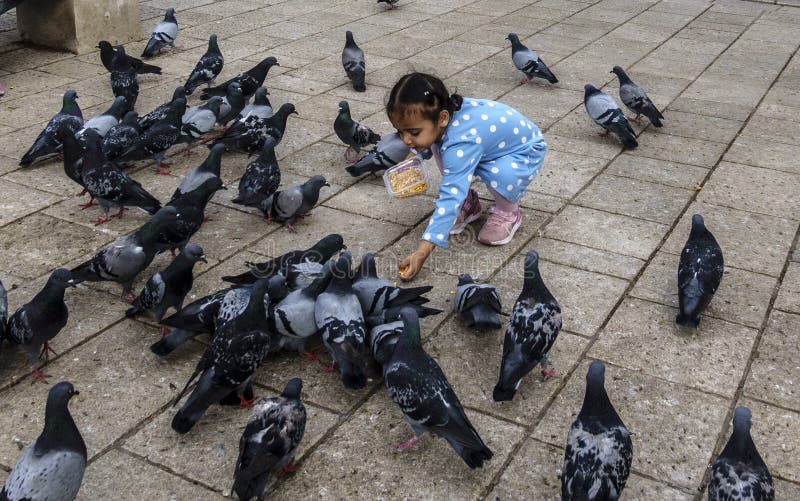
[{"x1": 383, "y1": 156, "x2": 429, "y2": 198}]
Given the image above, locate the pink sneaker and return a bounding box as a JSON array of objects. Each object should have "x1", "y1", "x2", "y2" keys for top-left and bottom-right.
[
  {"x1": 450, "y1": 189, "x2": 482, "y2": 235},
  {"x1": 478, "y1": 205, "x2": 522, "y2": 245}
]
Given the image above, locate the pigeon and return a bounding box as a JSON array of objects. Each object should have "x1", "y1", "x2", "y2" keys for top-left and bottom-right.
[
  {"x1": 0, "y1": 382, "x2": 86, "y2": 501},
  {"x1": 141, "y1": 8, "x2": 179, "y2": 58},
  {"x1": 315, "y1": 252, "x2": 369, "y2": 389},
  {"x1": 232, "y1": 378, "x2": 306, "y2": 501},
  {"x1": 0, "y1": 0, "x2": 24, "y2": 16},
  {"x1": 261, "y1": 174, "x2": 329, "y2": 231},
  {"x1": 584, "y1": 84, "x2": 638, "y2": 150},
  {"x1": 125, "y1": 244, "x2": 207, "y2": 333},
  {"x1": 138, "y1": 86, "x2": 186, "y2": 131},
  {"x1": 0, "y1": 279, "x2": 7, "y2": 342},
  {"x1": 216, "y1": 82, "x2": 245, "y2": 127},
  {"x1": 222, "y1": 233, "x2": 345, "y2": 285},
  {"x1": 79, "y1": 130, "x2": 162, "y2": 225},
  {"x1": 238, "y1": 87, "x2": 272, "y2": 121},
  {"x1": 353, "y1": 253, "x2": 432, "y2": 326},
  {"x1": 506, "y1": 33, "x2": 558, "y2": 84},
  {"x1": 708, "y1": 406, "x2": 774, "y2": 501},
  {"x1": 346, "y1": 132, "x2": 411, "y2": 177},
  {"x1": 562, "y1": 361, "x2": 632, "y2": 501},
  {"x1": 171, "y1": 276, "x2": 278, "y2": 433},
  {"x1": 369, "y1": 320, "x2": 402, "y2": 367},
  {"x1": 271, "y1": 260, "x2": 333, "y2": 352},
  {"x1": 184, "y1": 34, "x2": 224, "y2": 95},
  {"x1": 179, "y1": 97, "x2": 222, "y2": 150},
  {"x1": 493, "y1": 250, "x2": 562, "y2": 402},
  {"x1": 453, "y1": 274, "x2": 502, "y2": 330},
  {"x1": 232, "y1": 136, "x2": 281, "y2": 213},
  {"x1": 364, "y1": 303, "x2": 442, "y2": 332},
  {"x1": 101, "y1": 111, "x2": 141, "y2": 161},
  {"x1": 342, "y1": 31, "x2": 366, "y2": 92},
  {"x1": 611, "y1": 66, "x2": 663, "y2": 127},
  {"x1": 212, "y1": 102, "x2": 297, "y2": 155},
  {"x1": 676, "y1": 214, "x2": 724, "y2": 328},
  {"x1": 376, "y1": 0, "x2": 399, "y2": 9},
  {"x1": 200, "y1": 56, "x2": 279, "y2": 100},
  {"x1": 110, "y1": 45, "x2": 139, "y2": 113},
  {"x1": 77, "y1": 95, "x2": 127, "y2": 139},
  {"x1": 385, "y1": 307, "x2": 493, "y2": 468},
  {"x1": 19, "y1": 90, "x2": 83, "y2": 167},
  {"x1": 116, "y1": 97, "x2": 186, "y2": 174},
  {"x1": 97, "y1": 41, "x2": 162, "y2": 75},
  {"x1": 6, "y1": 269, "x2": 75, "y2": 382},
  {"x1": 70, "y1": 206, "x2": 179, "y2": 300},
  {"x1": 334, "y1": 100, "x2": 380, "y2": 162},
  {"x1": 55, "y1": 126, "x2": 90, "y2": 202},
  {"x1": 171, "y1": 142, "x2": 226, "y2": 201}
]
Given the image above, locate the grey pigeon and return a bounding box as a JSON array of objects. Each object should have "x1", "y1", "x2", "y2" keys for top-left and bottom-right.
[
  {"x1": 97, "y1": 41, "x2": 161, "y2": 75},
  {"x1": 110, "y1": 45, "x2": 138, "y2": 113},
  {"x1": 284, "y1": 260, "x2": 326, "y2": 290},
  {"x1": 272, "y1": 260, "x2": 333, "y2": 352},
  {"x1": 315, "y1": 252, "x2": 368, "y2": 389},
  {"x1": 506, "y1": 33, "x2": 558, "y2": 84},
  {"x1": 562, "y1": 361, "x2": 632, "y2": 501},
  {"x1": 334, "y1": 100, "x2": 380, "y2": 162},
  {"x1": 232, "y1": 378, "x2": 306, "y2": 501},
  {"x1": 369, "y1": 320, "x2": 402, "y2": 367},
  {"x1": 238, "y1": 87, "x2": 272, "y2": 121},
  {"x1": 223, "y1": 233, "x2": 345, "y2": 285},
  {"x1": 184, "y1": 34, "x2": 224, "y2": 95},
  {"x1": 70, "y1": 206, "x2": 179, "y2": 301},
  {"x1": 376, "y1": 0, "x2": 399, "y2": 9},
  {"x1": 0, "y1": 279, "x2": 7, "y2": 342},
  {"x1": 453, "y1": 274, "x2": 502, "y2": 330},
  {"x1": 677, "y1": 214, "x2": 723, "y2": 328},
  {"x1": 493, "y1": 250, "x2": 562, "y2": 402},
  {"x1": 79, "y1": 130, "x2": 162, "y2": 225},
  {"x1": 141, "y1": 8, "x2": 179, "y2": 58},
  {"x1": 342, "y1": 31, "x2": 366, "y2": 92},
  {"x1": 212, "y1": 102, "x2": 297, "y2": 155},
  {"x1": 6, "y1": 269, "x2": 75, "y2": 382},
  {"x1": 201, "y1": 56, "x2": 279, "y2": 100},
  {"x1": 138, "y1": 86, "x2": 186, "y2": 131},
  {"x1": 125, "y1": 244, "x2": 207, "y2": 333},
  {"x1": 171, "y1": 276, "x2": 278, "y2": 433},
  {"x1": 77, "y1": 95, "x2": 127, "y2": 139},
  {"x1": 584, "y1": 84, "x2": 637, "y2": 150},
  {"x1": 232, "y1": 136, "x2": 281, "y2": 213},
  {"x1": 179, "y1": 97, "x2": 222, "y2": 150},
  {"x1": 116, "y1": 97, "x2": 186, "y2": 174},
  {"x1": 346, "y1": 132, "x2": 410, "y2": 177},
  {"x1": 19, "y1": 90, "x2": 82, "y2": 167},
  {"x1": 708, "y1": 406, "x2": 774, "y2": 501},
  {"x1": 101, "y1": 111, "x2": 141, "y2": 161},
  {"x1": 611, "y1": 66, "x2": 663, "y2": 127},
  {"x1": 353, "y1": 253, "x2": 432, "y2": 326},
  {"x1": 0, "y1": 382, "x2": 86, "y2": 501},
  {"x1": 216, "y1": 82, "x2": 245, "y2": 126},
  {"x1": 385, "y1": 307, "x2": 493, "y2": 468},
  {"x1": 262, "y1": 174, "x2": 329, "y2": 231},
  {"x1": 364, "y1": 303, "x2": 442, "y2": 332}
]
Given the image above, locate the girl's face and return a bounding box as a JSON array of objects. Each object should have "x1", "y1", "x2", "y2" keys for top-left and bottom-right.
[{"x1": 390, "y1": 109, "x2": 450, "y2": 151}]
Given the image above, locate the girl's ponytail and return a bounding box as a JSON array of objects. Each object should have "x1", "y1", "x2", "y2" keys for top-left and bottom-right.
[{"x1": 387, "y1": 72, "x2": 461, "y2": 122}]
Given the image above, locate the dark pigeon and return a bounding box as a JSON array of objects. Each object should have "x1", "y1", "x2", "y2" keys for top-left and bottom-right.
[
  {"x1": 453, "y1": 274, "x2": 502, "y2": 330},
  {"x1": 342, "y1": 31, "x2": 366, "y2": 92},
  {"x1": 212, "y1": 102, "x2": 297, "y2": 155},
  {"x1": 262, "y1": 174, "x2": 329, "y2": 231},
  {"x1": 117, "y1": 97, "x2": 186, "y2": 174},
  {"x1": 376, "y1": 0, "x2": 399, "y2": 9},
  {"x1": 139, "y1": 86, "x2": 186, "y2": 131},
  {"x1": 562, "y1": 361, "x2": 632, "y2": 501},
  {"x1": 97, "y1": 41, "x2": 161, "y2": 75},
  {"x1": 222, "y1": 233, "x2": 345, "y2": 285},
  {"x1": 353, "y1": 253, "x2": 432, "y2": 327},
  {"x1": 216, "y1": 82, "x2": 245, "y2": 127},
  {"x1": 125, "y1": 244, "x2": 207, "y2": 332},
  {"x1": 314, "y1": 252, "x2": 369, "y2": 389},
  {"x1": 55, "y1": 126, "x2": 90, "y2": 203},
  {"x1": 708, "y1": 406, "x2": 774, "y2": 501},
  {"x1": 611, "y1": 66, "x2": 663, "y2": 127},
  {"x1": 179, "y1": 97, "x2": 222, "y2": 150},
  {"x1": 676, "y1": 214, "x2": 724, "y2": 328},
  {"x1": 369, "y1": 320, "x2": 402, "y2": 367},
  {"x1": 19, "y1": 90, "x2": 83, "y2": 167},
  {"x1": 272, "y1": 260, "x2": 333, "y2": 352},
  {"x1": 0, "y1": 382, "x2": 86, "y2": 501},
  {"x1": 141, "y1": 8, "x2": 179, "y2": 58},
  {"x1": 201, "y1": 56, "x2": 279, "y2": 100},
  {"x1": 384, "y1": 307, "x2": 493, "y2": 468},
  {"x1": 110, "y1": 45, "x2": 139, "y2": 113},
  {"x1": 232, "y1": 378, "x2": 306, "y2": 501},
  {"x1": 101, "y1": 111, "x2": 141, "y2": 161},
  {"x1": 364, "y1": 303, "x2": 442, "y2": 332},
  {"x1": 0, "y1": 0, "x2": 24, "y2": 16},
  {"x1": 6, "y1": 269, "x2": 75, "y2": 382},
  {"x1": 184, "y1": 34, "x2": 224, "y2": 95},
  {"x1": 346, "y1": 132, "x2": 410, "y2": 177},
  {"x1": 232, "y1": 136, "x2": 281, "y2": 213},
  {"x1": 506, "y1": 33, "x2": 558, "y2": 84},
  {"x1": 0, "y1": 279, "x2": 7, "y2": 343},
  {"x1": 584, "y1": 84, "x2": 637, "y2": 150},
  {"x1": 238, "y1": 87, "x2": 272, "y2": 121},
  {"x1": 334, "y1": 100, "x2": 380, "y2": 162},
  {"x1": 493, "y1": 250, "x2": 562, "y2": 402},
  {"x1": 70, "y1": 206, "x2": 179, "y2": 300}
]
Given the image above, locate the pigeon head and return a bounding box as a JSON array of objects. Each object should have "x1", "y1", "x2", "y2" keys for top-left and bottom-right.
[
  {"x1": 720, "y1": 406, "x2": 766, "y2": 466},
  {"x1": 345, "y1": 30, "x2": 356, "y2": 44},
  {"x1": 337, "y1": 100, "x2": 351, "y2": 116},
  {"x1": 182, "y1": 244, "x2": 207, "y2": 263},
  {"x1": 457, "y1": 273, "x2": 475, "y2": 286},
  {"x1": 523, "y1": 249, "x2": 539, "y2": 270},
  {"x1": 37, "y1": 381, "x2": 85, "y2": 457},
  {"x1": 691, "y1": 213, "x2": 705, "y2": 228},
  {"x1": 253, "y1": 87, "x2": 269, "y2": 104},
  {"x1": 206, "y1": 96, "x2": 223, "y2": 116},
  {"x1": 610, "y1": 66, "x2": 631, "y2": 84},
  {"x1": 107, "y1": 95, "x2": 128, "y2": 119},
  {"x1": 172, "y1": 86, "x2": 188, "y2": 101},
  {"x1": 304, "y1": 174, "x2": 330, "y2": 191},
  {"x1": 48, "y1": 381, "x2": 80, "y2": 406},
  {"x1": 260, "y1": 134, "x2": 278, "y2": 152},
  {"x1": 732, "y1": 406, "x2": 752, "y2": 434},
  {"x1": 168, "y1": 97, "x2": 188, "y2": 119},
  {"x1": 398, "y1": 306, "x2": 422, "y2": 345},
  {"x1": 164, "y1": 7, "x2": 177, "y2": 22},
  {"x1": 227, "y1": 82, "x2": 243, "y2": 97},
  {"x1": 583, "y1": 84, "x2": 601, "y2": 99},
  {"x1": 208, "y1": 34, "x2": 220, "y2": 53},
  {"x1": 61, "y1": 90, "x2": 82, "y2": 118},
  {"x1": 115, "y1": 44, "x2": 127, "y2": 57},
  {"x1": 97, "y1": 40, "x2": 112, "y2": 51},
  {"x1": 267, "y1": 274, "x2": 289, "y2": 304},
  {"x1": 357, "y1": 253, "x2": 377, "y2": 279},
  {"x1": 337, "y1": 351, "x2": 367, "y2": 390},
  {"x1": 256, "y1": 56, "x2": 279, "y2": 69},
  {"x1": 146, "y1": 206, "x2": 179, "y2": 230},
  {"x1": 310, "y1": 234, "x2": 346, "y2": 262},
  {"x1": 506, "y1": 33, "x2": 520, "y2": 44},
  {"x1": 331, "y1": 251, "x2": 354, "y2": 283},
  {"x1": 281, "y1": 378, "x2": 303, "y2": 399},
  {"x1": 121, "y1": 111, "x2": 139, "y2": 126},
  {"x1": 48, "y1": 268, "x2": 76, "y2": 289},
  {"x1": 277, "y1": 103, "x2": 298, "y2": 117},
  {"x1": 579, "y1": 361, "x2": 619, "y2": 421}
]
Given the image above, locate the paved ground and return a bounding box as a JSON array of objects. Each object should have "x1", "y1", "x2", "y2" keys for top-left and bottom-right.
[{"x1": 0, "y1": 0, "x2": 799, "y2": 499}]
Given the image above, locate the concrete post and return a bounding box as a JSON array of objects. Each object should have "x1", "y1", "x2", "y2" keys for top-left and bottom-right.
[{"x1": 16, "y1": 0, "x2": 142, "y2": 55}]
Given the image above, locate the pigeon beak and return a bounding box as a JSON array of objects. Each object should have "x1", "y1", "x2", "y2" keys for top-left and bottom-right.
[
  {"x1": 200, "y1": 255, "x2": 208, "y2": 263},
  {"x1": 66, "y1": 279, "x2": 78, "y2": 288},
  {"x1": 219, "y1": 185, "x2": 228, "y2": 190},
  {"x1": 341, "y1": 243, "x2": 348, "y2": 250},
  {"x1": 73, "y1": 390, "x2": 80, "y2": 396},
  {"x1": 292, "y1": 110, "x2": 299, "y2": 115},
  {"x1": 323, "y1": 182, "x2": 330, "y2": 187}
]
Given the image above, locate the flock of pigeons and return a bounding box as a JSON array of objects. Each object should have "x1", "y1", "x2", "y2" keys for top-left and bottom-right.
[{"x1": 0, "y1": 4, "x2": 776, "y2": 501}]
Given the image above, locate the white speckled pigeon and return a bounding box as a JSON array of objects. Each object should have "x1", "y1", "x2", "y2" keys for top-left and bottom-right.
[
  {"x1": 262, "y1": 174, "x2": 329, "y2": 231},
  {"x1": 212, "y1": 102, "x2": 297, "y2": 155},
  {"x1": 584, "y1": 84, "x2": 637, "y2": 150},
  {"x1": 101, "y1": 111, "x2": 141, "y2": 161},
  {"x1": 453, "y1": 274, "x2": 502, "y2": 330},
  {"x1": 346, "y1": 132, "x2": 411, "y2": 177},
  {"x1": 184, "y1": 34, "x2": 224, "y2": 95},
  {"x1": 116, "y1": 97, "x2": 186, "y2": 175},
  {"x1": 611, "y1": 66, "x2": 663, "y2": 127},
  {"x1": 138, "y1": 86, "x2": 186, "y2": 131},
  {"x1": 141, "y1": 8, "x2": 179, "y2": 58},
  {"x1": 19, "y1": 90, "x2": 82, "y2": 167},
  {"x1": 110, "y1": 45, "x2": 138, "y2": 113},
  {"x1": 98, "y1": 41, "x2": 161, "y2": 75},
  {"x1": 232, "y1": 136, "x2": 281, "y2": 214},
  {"x1": 55, "y1": 126, "x2": 91, "y2": 205},
  {"x1": 201, "y1": 56, "x2": 279, "y2": 100},
  {"x1": 506, "y1": 33, "x2": 558, "y2": 84},
  {"x1": 677, "y1": 214, "x2": 724, "y2": 328},
  {"x1": 334, "y1": 100, "x2": 380, "y2": 162},
  {"x1": 342, "y1": 31, "x2": 366, "y2": 92},
  {"x1": 377, "y1": 0, "x2": 399, "y2": 9},
  {"x1": 353, "y1": 253, "x2": 432, "y2": 326}
]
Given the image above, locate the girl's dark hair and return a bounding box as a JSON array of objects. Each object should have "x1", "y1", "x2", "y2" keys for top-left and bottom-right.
[{"x1": 386, "y1": 72, "x2": 463, "y2": 122}]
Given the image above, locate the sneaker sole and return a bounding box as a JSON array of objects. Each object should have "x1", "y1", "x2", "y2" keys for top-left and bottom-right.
[
  {"x1": 479, "y1": 218, "x2": 522, "y2": 246},
  {"x1": 449, "y1": 211, "x2": 482, "y2": 235}
]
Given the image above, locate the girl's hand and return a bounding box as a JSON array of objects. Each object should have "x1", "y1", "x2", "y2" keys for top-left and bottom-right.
[{"x1": 398, "y1": 241, "x2": 435, "y2": 281}]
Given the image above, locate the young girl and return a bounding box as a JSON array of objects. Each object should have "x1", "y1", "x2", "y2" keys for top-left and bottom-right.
[{"x1": 387, "y1": 72, "x2": 547, "y2": 281}]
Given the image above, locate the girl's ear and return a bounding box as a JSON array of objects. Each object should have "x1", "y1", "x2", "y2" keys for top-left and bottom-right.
[{"x1": 438, "y1": 109, "x2": 450, "y2": 128}]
